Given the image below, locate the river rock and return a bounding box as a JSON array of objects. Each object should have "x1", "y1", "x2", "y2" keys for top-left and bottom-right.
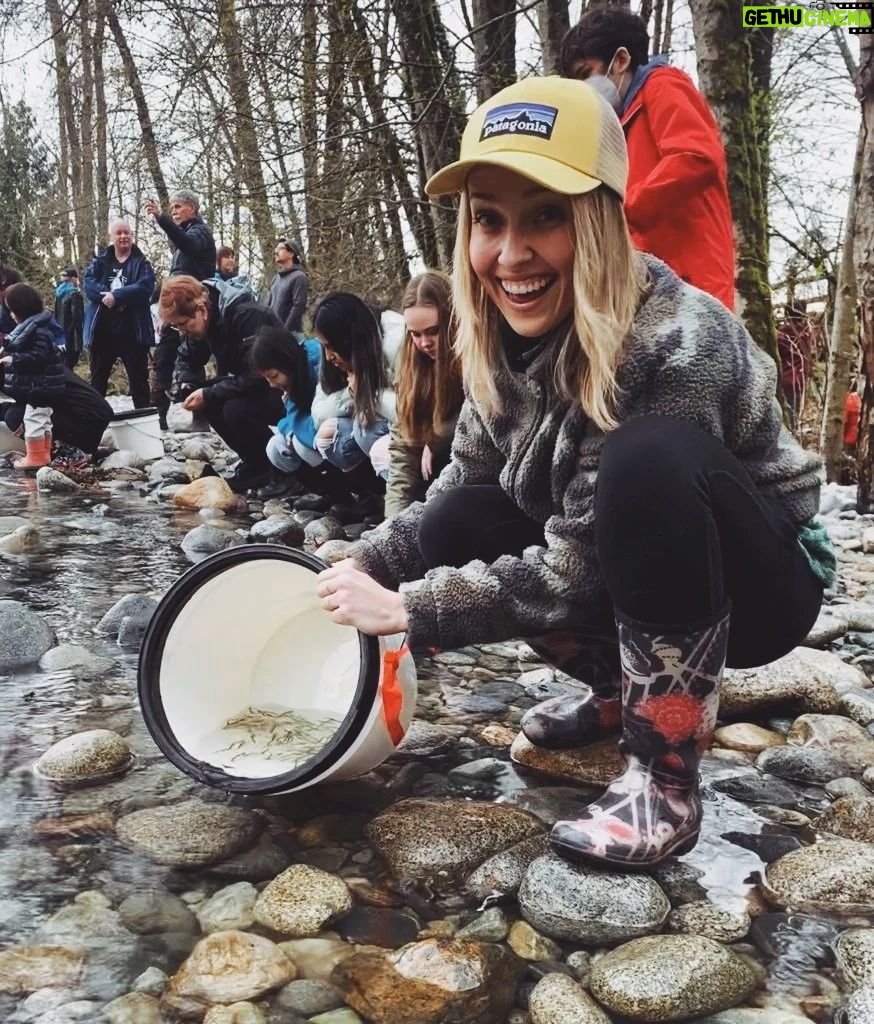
[
  {"x1": 253, "y1": 864, "x2": 352, "y2": 937},
  {"x1": 314, "y1": 538, "x2": 355, "y2": 564},
  {"x1": 507, "y1": 920, "x2": 561, "y2": 961},
  {"x1": 666, "y1": 901, "x2": 750, "y2": 942},
  {"x1": 0, "y1": 515, "x2": 30, "y2": 535},
  {"x1": 839, "y1": 688, "x2": 874, "y2": 728},
  {"x1": 814, "y1": 796, "x2": 874, "y2": 843},
  {"x1": 118, "y1": 892, "x2": 199, "y2": 935},
  {"x1": 104, "y1": 991, "x2": 162, "y2": 1023},
  {"x1": 687, "y1": 1013, "x2": 810, "y2": 1024},
  {"x1": 304, "y1": 516, "x2": 346, "y2": 551},
  {"x1": 147, "y1": 457, "x2": 189, "y2": 483},
  {"x1": 786, "y1": 714, "x2": 874, "y2": 770},
  {"x1": 180, "y1": 439, "x2": 215, "y2": 461},
  {"x1": 721, "y1": 647, "x2": 866, "y2": 717},
  {"x1": 102, "y1": 450, "x2": 146, "y2": 470},
  {"x1": 35, "y1": 466, "x2": 82, "y2": 492},
  {"x1": 208, "y1": 834, "x2": 292, "y2": 881},
  {"x1": 332, "y1": 906, "x2": 419, "y2": 948},
  {"x1": 588, "y1": 934, "x2": 761, "y2": 1021},
  {"x1": 0, "y1": 524, "x2": 40, "y2": 554},
  {"x1": 202, "y1": 1001, "x2": 267, "y2": 1023},
  {"x1": 335, "y1": 938, "x2": 525, "y2": 1024},
  {"x1": 0, "y1": 945, "x2": 85, "y2": 994},
  {"x1": 518, "y1": 855, "x2": 670, "y2": 944},
  {"x1": 277, "y1": 978, "x2": 345, "y2": 1016},
  {"x1": 842, "y1": 986, "x2": 874, "y2": 1023},
  {"x1": 197, "y1": 882, "x2": 258, "y2": 934},
  {"x1": 96, "y1": 594, "x2": 159, "y2": 636},
  {"x1": 181, "y1": 522, "x2": 242, "y2": 557},
  {"x1": 713, "y1": 724, "x2": 785, "y2": 753},
  {"x1": 803, "y1": 607, "x2": 850, "y2": 646},
  {"x1": 173, "y1": 476, "x2": 239, "y2": 513},
  {"x1": 835, "y1": 928, "x2": 874, "y2": 989},
  {"x1": 38, "y1": 644, "x2": 114, "y2": 677},
  {"x1": 756, "y1": 743, "x2": 860, "y2": 784},
  {"x1": 279, "y1": 936, "x2": 358, "y2": 981},
  {"x1": 165, "y1": 930, "x2": 296, "y2": 1011},
  {"x1": 366, "y1": 799, "x2": 543, "y2": 887},
  {"x1": 35, "y1": 729, "x2": 131, "y2": 784},
  {"x1": 765, "y1": 839, "x2": 874, "y2": 911},
  {"x1": 456, "y1": 908, "x2": 509, "y2": 943},
  {"x1": 0, "y1": 600, "x2": 55, "y2": 670},
  {"x1": 509, "y1": 733, "x2": 624, "y2": 786},
  {"x1": 248, "y1": 515, "x2": 305, "y2": 546},
  {"x1": 116, "y1": 799, "x2": 263, "y2": 866},
  {"x1": 528, "y1": 973, "x2": 611, "y2": 1024}
]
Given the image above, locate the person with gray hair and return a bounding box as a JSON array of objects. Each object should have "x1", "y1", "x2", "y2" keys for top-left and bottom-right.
[{"x1": 145, "y1": 189, "x2": 217, "y2": 426}]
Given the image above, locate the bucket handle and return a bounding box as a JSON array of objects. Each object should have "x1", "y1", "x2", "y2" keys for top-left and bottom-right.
[{"x1": 381, "y1": 643, "x2": 409, "y2": 745}]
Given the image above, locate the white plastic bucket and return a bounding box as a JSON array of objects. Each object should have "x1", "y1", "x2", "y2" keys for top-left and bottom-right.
[
  {"x1": 108, "y1": 407, "x2": 164, "y2": 460},
  {"x1": 137, "y1": 546, "x2": 417, "y2": 794}
]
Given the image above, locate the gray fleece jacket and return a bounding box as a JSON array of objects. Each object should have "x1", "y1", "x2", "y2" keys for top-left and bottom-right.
[{"x1": 348, "y1": 255, "x2": 824, "y2": 651}]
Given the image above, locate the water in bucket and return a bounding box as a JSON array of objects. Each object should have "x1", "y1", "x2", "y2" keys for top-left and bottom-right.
[{"x1": 138, "y1": 546, "x2": 416, "y2": 794}]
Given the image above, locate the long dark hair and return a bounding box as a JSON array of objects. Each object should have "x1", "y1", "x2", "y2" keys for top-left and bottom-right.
[
  {"x1": 312, "y1": 291, "x2": 387, "y2": 428},
  {"x1": 250, "y1": 326, "x2": 315, "y2": 413}
]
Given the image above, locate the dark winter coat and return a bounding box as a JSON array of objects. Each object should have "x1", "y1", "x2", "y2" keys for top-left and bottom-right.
[
  {"x1": 2, "y1": 367, "x2": 113, "y2": 454},
  {"x1": 84, "y1": 244, "x2": 156, "y2": 348},
  {"x1": 156, "y1": 214, "x2": 216, "y2": 281},
  {"x1": 54, "y1": 282, "x2": 84, "y2": 356},
  {"x1": 0, "y1": 311, "x2": 65, "y2": 404},
  {"x1": 268, "y1": 265, "x2": 309, "y2": 334}
]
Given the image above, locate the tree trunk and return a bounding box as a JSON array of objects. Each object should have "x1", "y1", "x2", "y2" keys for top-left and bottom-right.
[
  {"x1": 471, "y1": 0, "x2": 516, "y2": 102},
  {"x1": 299, "y1": 0, "x2": 321, "y2": 273},
  {"x1": 390, "y1": 0, "x2": 466, "y2": 267},
  {"x1": 661, "y1": 0, "x2": 674, "y2": 55},
  {"x1": 821, "y1": 126, "x2": 861, "y2": 482},
  {"x1": 855, "y1": 32, "x2": 874, "y2": 510},
  {"x1": 105, "y1": 3, "x2": 168, "y2": 205},
  {"x1": 653, "y1": 0, "x2": 664, "y2": 54},
  {"x1": 217, "y1": 0, "x2": 276, "y2": 278},
  {"x1": 689, "y1": 0, "x2": 777, "y2": 365},
  {"x1": 538, "y1": 0, "x2": 570, "y2": 74},
  {"x1": 78, "y1": 0, "x2": 96, "y2": 259},
  {"x1": 46, "y1": 0, "x2": 82, "y2": 262},
  {"x1": 93, "y1": 0, "x2": 109, "y2": 243}
]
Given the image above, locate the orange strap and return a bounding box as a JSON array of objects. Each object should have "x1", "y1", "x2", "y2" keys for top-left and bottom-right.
[{"x1": 381, "y1": 645, "x2": 409, "y2": 746}]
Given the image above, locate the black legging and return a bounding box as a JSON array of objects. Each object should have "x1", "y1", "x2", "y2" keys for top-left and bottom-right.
[
  {"x1": 203, "y1": 382, "x2": 284, "y2": 471},
  {"x1": 416, "y1": 415, "x2": 824, "y2": 670}
]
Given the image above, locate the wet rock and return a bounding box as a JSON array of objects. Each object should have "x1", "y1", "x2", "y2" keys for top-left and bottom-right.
[
  {"x1": 665, "y1": 1009, "x2": 808, "y2": 1023},
  {"x1": 756, "y1": 744, "x2": 861, "y2": 783},
  {"x1": 305, "y1": 516, "x2": 345, "y2": 551},
  {"x1": 720, "y1": 830, "x2": 802, "y2": 863},
  {"x1": 202, "y1": 1001, "x2": 267, "y2": 1023},
  {"x1": 0, "y1": 514, "x2": 30, "y2": 535},
  {"x1": 173, "y1": 476, "x2": 239, "y2": 513},
  {"x1": 518, "y1": 855, "x2": 670, "y2": 944},
  {"x1": 197, "y1": 881, "x2": 258, "y2": 934},
  {"x1": 713, "y1": 723, "x2": 785, "y2": 753},
  {"x1": 309, "y1": 1011, "x2": 364, "y2": 1024},
  {"x1": 503, "y1": 787, "x2": 595, "y2": 828},
  {"x1": 765, "y1": 839, "x2": 874, "y2": 911},
  {"x1": 279, "y1": 936, "x2": 358, "y2": 981},
  {"x1": 147, "y1": 457, "x2": 189, "y2": 483},
  {"x1": 456, "y1": 908, "x2": 509, "y2": 942},
  {"x1": 666, "y1": 901, "x2": 750, "y2": 942},
  {"x1": 277, "y1": 978, "x2": 345, "y2": 1016},
  {"x1": 116, "y1": 799, "x2": 263, "y2": 867},
  {"x1": 0, "y1": 600, "x2": 55, "y2": 670},
  {"x1": 335, "y1": 937, "x2": 525, "y2": 1024},
  {"x1": 841, "y1": 986, "x2": 874, "y2": 1023},
  {"x1": 165, "y1": 930, "x2": 296, "y2": 1012},
  {"x1": 253, "y1": 864, "x2": 352, "y2": 937},
  {"x1": 181, "y1": 522, "x2": 243, "y2": 557},
  {"x1": 248, "y1": 515, "x2": 305, "y2": 546},
  {"x1": 786, "y1": 714, "x2": 874, "y2": 771},
  {"x1": 464, "y1": 835, "x2": 552, "y2": 900},
  {"x1": 722, "y1": 648, "x2": 866, "y2": 717},
  {"x1": 826, "y1": 777, "x2": 871, "y2": 800},
  {"x1": 102, "y1": 449, "x2": 146, "y2": 470},
  {"x1": 394, "y1": 721, "x2": 456, "y2": 759},
  {"x1": 332, "y1": 906, "x2": 419, "y2": 948},
  {"x1": 367, "y1": 798, "x2": 543, "y2": 887},
  {"x1": 839, "y1": 689, "x2": 874, "y2": 728},
  {"x1": 528, "y1": 973, "x2": 611, "y2": 1023},
  {"x1": 0, "y1": 523, "x2": 40, "y2": 554},
  {"x1": 589, "y1": 934, "x2": 761, "y2": 1021},
  {"x1": 209, "y1": 835, "x2": 292, "y2": 881},
  {"x1": 651, "y1": 861, "x2": 708, "y2": 905},
  {"x1": 835, "y1": 928, "x2": 874, "y2": 989},
  {"x1": 35, "y1": 729, "x2": 131, "y2": 785},
  {"x1": 35, "y1": 466, "x2": 82, "y2": 492},
  {"x1": 709, "y1": 772, "x2": 803, "y2": 807},
  {"x1": 814, "y1": 796, "x2": 874, "y2": 843},
  {"x1": 507, "y1": 920, "x2": 561, "y2": 961},
  {"x1": 118, "y1": 892, "x2": 199, "y2": 935},
  {"x1": 96, "y1": 593, "x2": 158, "y2": 636},
  {"x1": 804, "y1": 607, "x2": 850, "y2": 646},
  {"x1": 509, "y1": 733, "x2": 624, "y2": 786},
  {"x1": 314, "y1": 538, "x2": 355, "y2": 564},
  {"x1": 0, "y1": 945, "x2": 85, "y2": 994},
  {"x1": 117, "y1": 612, "x2": 151, "y2": 648},
  {"x1": 38, "y1": 644, "x2": 114, "y2": 677},
  {"x1": 103, "y1": 991, "x2": 163, "y2": 1023}
]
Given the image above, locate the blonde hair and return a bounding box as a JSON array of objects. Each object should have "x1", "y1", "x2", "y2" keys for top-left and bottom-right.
[
  {"x1": 396, "y1": 270, "x2": 464, "y2": 444},
  {"x1": 452, "y1": 187, "x2": 645, "y2": 431}
]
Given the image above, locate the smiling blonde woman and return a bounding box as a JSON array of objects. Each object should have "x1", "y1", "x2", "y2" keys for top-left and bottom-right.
[{"x1": 315, "y1": 76, "x2": 832, "y2": 871}]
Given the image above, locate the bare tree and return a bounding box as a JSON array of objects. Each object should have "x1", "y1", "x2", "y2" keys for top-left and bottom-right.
[
  {"x1": 855, "y1": 31, "x2": 874, "y2": 509},
  {"x1": 472, "y1": 0, "x2": 517, "y2": 101},
  {"x1": 538, "y1": 0, "x2": 570, "y2": 74}
]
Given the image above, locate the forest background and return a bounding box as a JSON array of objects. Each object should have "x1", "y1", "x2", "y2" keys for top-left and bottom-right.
[{"x1": 0, "y1": 0, "x2": 866, "y2": 492}]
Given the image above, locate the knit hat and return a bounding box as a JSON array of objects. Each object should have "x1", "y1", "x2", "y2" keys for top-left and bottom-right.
[
  {"x1": 60, "y1": 266, "x2": 78, "y2": 279},
  {"x1": 425, "y1": 76, "x2": 627, "y2": 200}
]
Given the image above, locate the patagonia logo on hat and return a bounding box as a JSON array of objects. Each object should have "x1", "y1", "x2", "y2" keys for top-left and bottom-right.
[{"x1": 480, "y1": 102, "x2": 558, "y2": 142}]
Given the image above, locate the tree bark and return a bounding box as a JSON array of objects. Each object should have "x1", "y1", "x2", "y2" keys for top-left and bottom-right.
[
  {"x1": 471, "y1": 0, "x2": 516, "y2": 102},
  {"x1": 538, "y1": 0, "x2": 570, "y2": 74},
  {"x1": 78, "y1": 0, "x2": 96, "y2": 259},
  {"x1": 855, "y1": 32, "x2": 874, "y2": 510},
  {"x1": 93, "y1": 0, "x2": 109, "y2": 242},
  {"x1": 689, "y1": 0, "x2": 777, "y2": 364}
]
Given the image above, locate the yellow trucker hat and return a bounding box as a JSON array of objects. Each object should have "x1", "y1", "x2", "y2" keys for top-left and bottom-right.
[{"x1": 425, "y1": 76, "x2": 627, "y2": 200}]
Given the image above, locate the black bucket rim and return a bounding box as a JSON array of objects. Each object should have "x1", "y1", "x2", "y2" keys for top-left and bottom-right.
[
  {"x1": 137, "y1": 543, "x2": 381, "y2": 794},
  {"x1": 110, "y1": 407, "x2": 160, "y2": 422}
]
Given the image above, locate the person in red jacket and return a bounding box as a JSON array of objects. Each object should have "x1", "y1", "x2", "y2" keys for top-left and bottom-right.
[{"x1": 560, "y1": 9, "x2": 735, "y2": 310}]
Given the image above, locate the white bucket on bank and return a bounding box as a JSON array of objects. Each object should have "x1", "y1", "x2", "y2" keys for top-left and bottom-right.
[
  {"x1": 138, "y1": 545, "x2": 417, "y2": 794},
  {"x1": 108, "y1": 407, "x2": 164, "y2": 460}
]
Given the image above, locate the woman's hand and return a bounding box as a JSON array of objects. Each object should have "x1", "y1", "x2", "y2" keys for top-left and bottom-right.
[
  {"x1": 0, "y1": 355, "x2": 11, "y2": 366},
  {"x1": 317, "y1": 559, "x2": 408, "y2": 635},
  {"x1": 421, "y1": 444, "x2": 434, "y2": 481},
  {"x1": 183, "y1": 389, "x2": 206, "y2": 411}
]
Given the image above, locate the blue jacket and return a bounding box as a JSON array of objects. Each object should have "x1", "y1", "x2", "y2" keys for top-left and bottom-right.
[
  {"x1": 84, "y1": 244, "x2": 156, "y2": 348},
  {"x1": 276, "y1": 337, "x2": 321, "y2": 449},
  {"x1": 1, "y1": 311, "x2": 65, "y2": 403}
]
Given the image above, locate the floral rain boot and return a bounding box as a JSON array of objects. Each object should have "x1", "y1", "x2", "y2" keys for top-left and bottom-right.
[
  {"x1": 520, "y1": 630, "x2": 622, "y2": 749},
  {"x1": 549, "y1": 604, "x2": 730, "y2": 869}
]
